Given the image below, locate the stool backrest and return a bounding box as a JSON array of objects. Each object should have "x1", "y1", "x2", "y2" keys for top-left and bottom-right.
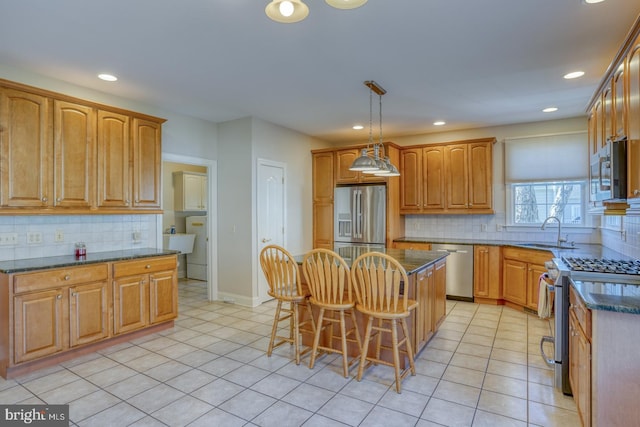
[
  {"x1": 350, "y1": 252, "x2": 410, "y2": 314},
  {"x1": 302, "y1": 249, "x2": 352, "y2": 305},
  {"x1": 259, "y1": 245, "x2": 302, "y2": 298}
]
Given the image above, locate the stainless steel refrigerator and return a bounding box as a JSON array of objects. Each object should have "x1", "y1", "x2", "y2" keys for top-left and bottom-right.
[{"x1": 334, "y1": 185, "x2": 386, "y2": 246}]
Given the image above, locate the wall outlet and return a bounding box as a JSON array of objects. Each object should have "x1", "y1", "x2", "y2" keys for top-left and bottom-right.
[
  {"x1": 27, "y1": 231, "x2": 43, "y2": 244},
  {"x1": 480, "y1": 223, "x2": 488, "y2": 232},
  {"x1": 496, "y1": 224, "x2": 503, "y2": 232},
  {"x1": 54, "y1": 229, "x2": 64, "y2": 242},
  {"x1": 0, "y1": 233, "x2": 18, "y2": 245}
]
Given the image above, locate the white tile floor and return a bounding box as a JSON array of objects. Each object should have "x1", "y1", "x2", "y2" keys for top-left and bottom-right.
[{"x1": 0, "y1": 279, "x2": 582, "y2": 426}]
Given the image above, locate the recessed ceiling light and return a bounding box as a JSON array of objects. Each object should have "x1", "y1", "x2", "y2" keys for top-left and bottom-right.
[
  {"x1": 564, "y1": 71, "x2": 585, "y2": 79},
  {"x1": 352, "y1": 124, "x2": 364, "y2": 130},
  {"x1": 98, "y1": 73, "x2": 118, "y2": 82},
  {"x1": 583, "y1": 0, "x2": 605, "y2": 4},
  {"x1": 433, "y1": 121, "x2": 446, "y2": 126},
  {"x1": 543, "y1": 107, "x2": 558, "y2": 113}
]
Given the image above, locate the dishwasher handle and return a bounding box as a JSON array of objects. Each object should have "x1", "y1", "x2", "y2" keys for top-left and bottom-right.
[
  {"x1": 540, "y1": 335, "x2": 555, "y2": 367},
  {"x1": 436, "y1": 249, "x2": 469, "y2": 254}
]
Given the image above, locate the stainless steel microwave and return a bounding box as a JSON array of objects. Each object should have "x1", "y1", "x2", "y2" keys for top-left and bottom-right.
[{"x1": 590, "y1": 138, "x2": 627, "y2": 201}]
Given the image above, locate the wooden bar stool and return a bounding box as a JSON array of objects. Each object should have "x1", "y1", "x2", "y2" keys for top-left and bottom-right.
[
  {"x1": 259, "y1": 245, "x2": 315, "y2": 365},
  {"x1": 301, "y1": 249, "x2": 362, "y2": 377},
  {"x1": 350, "y1": 252, "x2": 418, "y2": 393}
]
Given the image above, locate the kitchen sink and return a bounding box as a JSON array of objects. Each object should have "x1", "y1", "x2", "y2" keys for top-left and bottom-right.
[{"x1": 519, "y1": 242, "x2": 576, "y2": 250}]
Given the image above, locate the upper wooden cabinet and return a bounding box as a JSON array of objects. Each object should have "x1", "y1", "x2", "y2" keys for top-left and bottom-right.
[
  {"x1": 628, "y1": 36, "x2": 640, "y2": 200},
  {"x1": 400, "y1": 138, "x2": 494, "y2": 214},
  {"x1": 0, "y1": 88, "x2": 51, "y2": 208},
  {"x1": 0, "y1": 79, "x2": 165, "y2": 214},
  {"x1": 335, "y1": 147, "x2": 386, "y2": 184}
]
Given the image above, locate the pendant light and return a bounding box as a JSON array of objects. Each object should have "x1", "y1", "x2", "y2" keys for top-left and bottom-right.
[
  {"x1": 266, "y1": 0, "x2": 367, "y2": 23},
  {"x1": 265, "y1": 0, "x2": 309, "y2": 23},
  {"x1": 349, "y1": 80, "x2": 400, "y2": 177},
  {"x1": 325, "y1": 0, "x2": 368, "y2": 9}
]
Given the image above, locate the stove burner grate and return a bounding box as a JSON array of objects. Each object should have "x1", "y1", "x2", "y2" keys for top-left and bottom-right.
[{"x1": 562, "y1": 256, "x2": 640, "y2": 275}]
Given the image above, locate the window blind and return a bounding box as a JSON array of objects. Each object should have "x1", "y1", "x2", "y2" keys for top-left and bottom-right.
[{"x1": 504, "y1": 131, "x2": 588, "y2": 183}]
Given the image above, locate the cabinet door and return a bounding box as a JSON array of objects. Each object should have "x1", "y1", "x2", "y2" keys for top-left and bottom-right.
[
  {"x1": 399, "y1": 148, "x2": 422, "y2": 211},
  {"x1": 14, "y1": 289, "x2": 64, "y2": 363},
  {"x1": 0, "y1": 88, "x2": 52, "y2": 208},
  {"x1": 313, "y1": 202, "x2": 334, "y2": 249},
  {"x1": 422, "y1": 146, "x2": 445, "y2": 210},
  {"x1": 97, "y1": 110, "x2": 131, "y2": 208},
  {"x1": 527, "y1": 263, "x2": 547, "y2": 311},
  {"x1": 613, "y1": 65, "x2": 626, "y2": 139},
  {"x1": 603, "y1": 85, "x2": 614, "y2": 144},
  {"x1": 468, "y1": 142, "x2": 492, "y2": 210},
  {"x1": 628, "y1": 41, "x2": 640, "y2": 199},
  {"x1": 149, "y1": 270, "x2": 178, "y2": 324},
  {"x1": 593, "y1": 98, "x2": 605, "y2": 150},
  {"x1": 183, "y1": 173, "x2": 205, "y2": 210},
  {"x1": 69, "y1": 281, "x2": 109, "y2": 347},
  {"x1": 53, "y1": 100, "x2": 95, "y2": 208},
  {"x1": 569, "y1": 311, "x2": 592, "y2": 427},
  {"x1": 414, "y1": 267, "x2": 433, "y2": 352},
  {"x1": 335, "y1": 149, "x2": 360, "y2": 184},
  {"x1": 132, "y1": 118, "x2": 161, "y2": 208},
  {"x1": 313, "y1": 152, "x2": 334, "y2": 202},
  {"x1": 445, "y1": 144, "x2": 469, "y2": 210},
  {"x1": 474, "y1": 245, "x2": 502, "y2": 300},
  {"x1": 433, "y1": 260, "x2": 446, "y2": 329},
  {"x1": 113, "y1": 275, "x2": 148, "y2": 334},
  {"x1": 502, "y1": 258, "x2": 527, "y2": 306}
]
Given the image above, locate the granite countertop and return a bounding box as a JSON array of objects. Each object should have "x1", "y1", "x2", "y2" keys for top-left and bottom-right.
[
  {"x1": 394, "y1": 237, "x2": 631, "y2": 260},
  {"x1": 0, "y1": 248, "x2": 179, "y2": 274},
  {"x1": 571, "y1": 280, "x2": 640, "y2": 315},
  {"x1": 296, "y1": 246, "x2": 447, "y2": 275}
]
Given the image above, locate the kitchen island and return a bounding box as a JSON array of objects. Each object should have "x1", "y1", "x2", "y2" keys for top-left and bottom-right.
[
  {"x1": 0, "y1": 249, "x2": 179, "y2": 379},
  {"x1": 297, "y1": 246, "x2": 448, "y2": 362}
]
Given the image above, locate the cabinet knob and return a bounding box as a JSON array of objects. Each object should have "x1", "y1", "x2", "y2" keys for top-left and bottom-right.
[
  {"x1": 64, "y1": 275, "x2": 71, "y2": 281},
  {"x1": 56, "y1": 294, "x2": 62, "y2": 300},
  {"x1": 140, "y1": 279, "x2": 146, "y2": 285},
  {"x1": 126, "y1": 199, "x2": 130, "y2": 205},
  {"x1": 135, "y1": 199, "x2": 139, "y2": 203},
  {"x1": 42, "y1": 197, "x2": 48, "y2": 203},
  {"x1": 56, "y1": 197, "x2": 61, "y2": 203},
  {"x1": 145, "y1": 264, "x2": 151, "y2": 269},
  {"x1": 71, "y1": 292, "x2": 77, "y2": 297},
  {"x1": 634, "y1": 189, "x2": 640, "y2": 196}
]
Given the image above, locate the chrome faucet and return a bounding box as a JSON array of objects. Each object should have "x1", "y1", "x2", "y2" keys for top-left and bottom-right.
[{"x1": 541, "y1": 216, "x2": 567, "y2": 247}]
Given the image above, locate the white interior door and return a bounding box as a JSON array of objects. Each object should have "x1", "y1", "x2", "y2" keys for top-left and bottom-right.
[{"x1": 257, "y1": 160, "x2": 285, "y2": 303}]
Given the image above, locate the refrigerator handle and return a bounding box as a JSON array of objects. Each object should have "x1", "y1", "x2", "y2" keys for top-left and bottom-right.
[{"x1": 354, "y1": 189, "x2": 362, "y2": 239}]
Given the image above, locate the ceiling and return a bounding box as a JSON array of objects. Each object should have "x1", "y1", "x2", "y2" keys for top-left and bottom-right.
[{"x1": 1, "y1": 0, "x2": 638, "y2": 143}]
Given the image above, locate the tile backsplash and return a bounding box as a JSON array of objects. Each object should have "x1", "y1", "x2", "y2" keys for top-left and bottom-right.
[
  {"x1": 404, "y1": 214, "x2": 640, "y2": 259},
  {"x1": 0, "y1": 215, "x2": 161, "y2": 262}
]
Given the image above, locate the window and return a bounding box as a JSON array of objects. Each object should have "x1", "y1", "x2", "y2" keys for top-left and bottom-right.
[
  {"x1": 504, "y1": 131, "x2": 588, "y2": 227},
  {"x1": 511, "y1": 181, "x2": 585, "y2": 225}
]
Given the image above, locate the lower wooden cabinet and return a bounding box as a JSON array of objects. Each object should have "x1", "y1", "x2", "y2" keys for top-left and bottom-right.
[
  {"x1": 113, "y1": 256, "x2": 178, "y2": 335},
  {"x1": 569, "y1": 286, "x2": 592, "y2": 427},
  {"x1": 473, "y1": 245, "x2": 502, "y2": 303},
  {"x1": 411, "y1": 258, "x2": 446, "y2": 354},
  {"x1": 502, "y1": 247, "x2": 552, "y2": 312},
  {"x1": 1, "y1": 254, "x2": 178, "y2": 379}
]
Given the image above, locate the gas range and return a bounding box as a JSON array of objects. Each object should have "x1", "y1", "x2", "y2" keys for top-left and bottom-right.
[{"x1": 556, "y1": 256, "x2": 640, "y2": 284}]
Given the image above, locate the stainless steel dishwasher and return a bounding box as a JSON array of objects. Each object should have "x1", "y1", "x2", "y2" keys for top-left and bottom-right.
[{"x1": 431, "y1": 243, "x2": 474, "y2": 301}]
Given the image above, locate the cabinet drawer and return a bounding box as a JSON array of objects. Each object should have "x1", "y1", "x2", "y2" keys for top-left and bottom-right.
[
  {"x1": 14, "y1": 264, "x2": 109, "y2": 294},
  {"x1": 394, "y1": 242, "x2": 432, "y2": 251},
  {"x1": 503, "y1": 247, "x2": 552, "y2": 265},
  {"x1": 570, "y1": 285, "x2": 591, "y2": 339},
  {"x1": 113, "y1": 256, "x2": 177, "y2": 278}
]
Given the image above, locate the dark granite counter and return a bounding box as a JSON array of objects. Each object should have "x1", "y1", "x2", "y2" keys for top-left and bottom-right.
[
  {"x1": 296, "y1": 246, "x2": 447, "y2": 274},
  {"x1": 0, "y1": 248, "x2": 179, "y2": 274},
  {"x1": 571, "y1": 280, "x2": 640, "y2": 315},
  {"x1": 394, "y1": 237, "x2": 632, "y2": 260}
]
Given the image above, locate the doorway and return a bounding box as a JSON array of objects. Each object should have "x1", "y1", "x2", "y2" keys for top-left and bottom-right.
[
  {"x1": 257, "y1": 159, "x2": 286, "y2": 303},
  {"x1": 162, "y1": 154, "x2": 218, "y2": 301}
]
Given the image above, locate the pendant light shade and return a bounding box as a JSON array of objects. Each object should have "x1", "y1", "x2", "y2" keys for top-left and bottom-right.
[
  {"x1": 348, "y1": 80, "x2": 400, "y2": 177},
  {"x1": 265, "y1": 0, "x2": 309, "y2": 23},
  {"x1": 325, "y1": 0, "x2": 368, "y2": 9}
]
